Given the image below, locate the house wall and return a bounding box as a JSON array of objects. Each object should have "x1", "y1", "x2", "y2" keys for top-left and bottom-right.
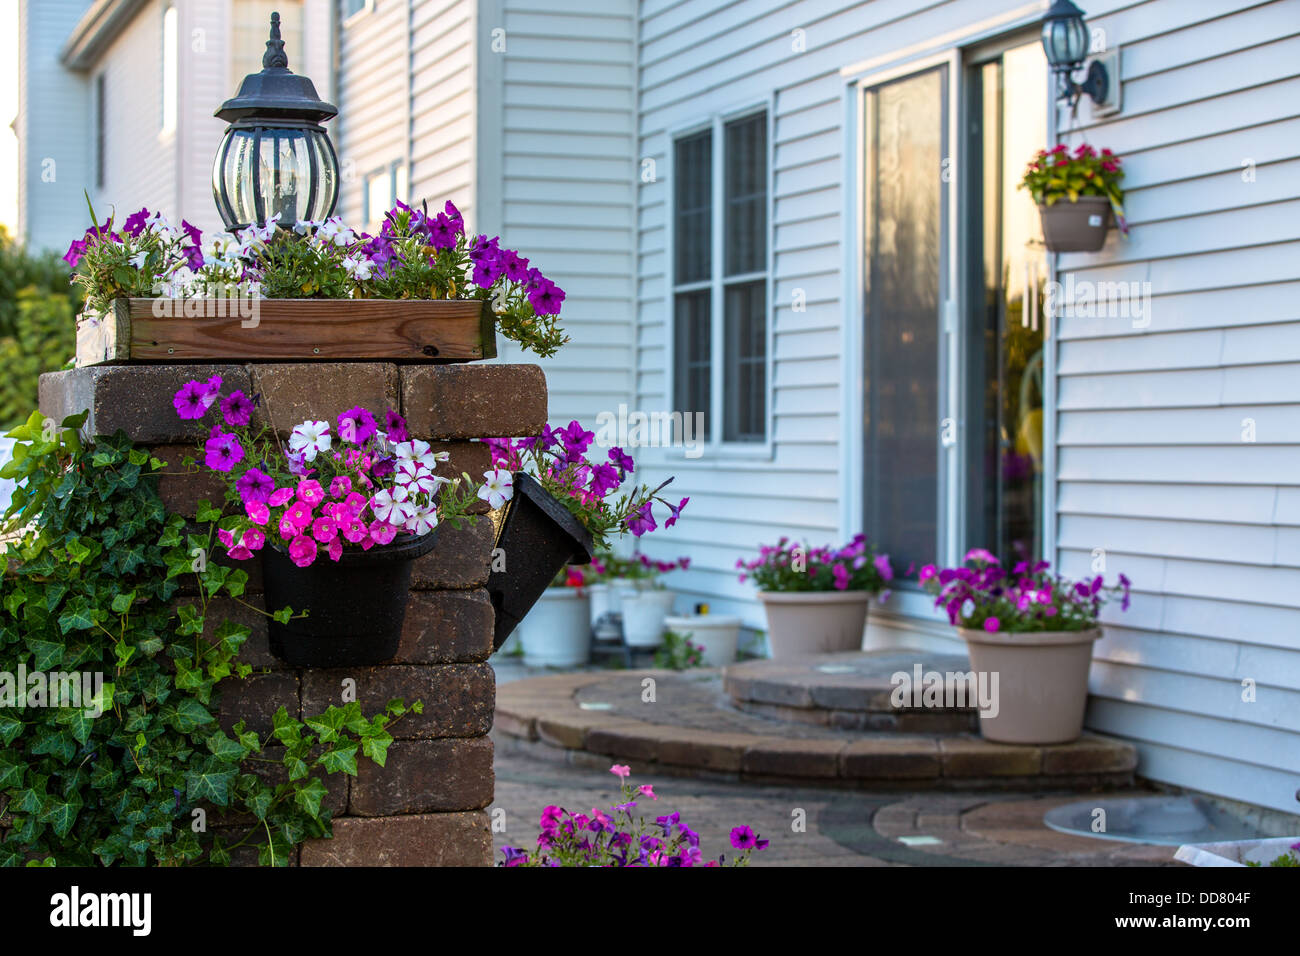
[
  {"x1": 475, "y1": 0, "x2": 638, "y2": 425},
  {"x1": 628, "y1": 0, "x2": 1300, "y2": 815},
  {"x1": 16, "y1": 0, "x2": 92, "y2": 252},
  {"x1": 1053, "y1": 0, "x2": 1300, "y2": 816}
]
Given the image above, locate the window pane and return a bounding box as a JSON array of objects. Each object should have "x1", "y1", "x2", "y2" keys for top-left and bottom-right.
[
  {"x1": 724, "y1": 280, "x2": 765, "y2": 442},
  {"x1": 674, "y1": 131, "x2": 712, "y2": 284},
  {"x1": 966, "y1": 43, "x2": 1048, "y2": 564},
  {"x1": 674, "y1": 291, "x2": 711, "y2": 440},
  {"x1": 724, "y1": 113, "x2": 766, "y2": 276},
  {"x1": 365, "y1": 170, "x2": 391, "y2": 229},
  {"x1": 862, "y1": 67, "x2": 946, "y2": 573}
]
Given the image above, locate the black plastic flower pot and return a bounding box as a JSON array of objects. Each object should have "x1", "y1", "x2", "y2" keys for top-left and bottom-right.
[
  {"x1": 263, "y1": 529, "x2": 440, "y2": 668},
  {"x1": 487, "y1": 472, "x2": 594, "y2": 652}
]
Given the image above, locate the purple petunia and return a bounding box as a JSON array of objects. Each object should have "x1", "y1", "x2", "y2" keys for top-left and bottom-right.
[
  {"x1": 338, "y1": 406, "x2": 377, "y2": 444},
  {"x1": 664, "y1": 496, "x2": 689, "y2": 529},
  {"x1": 608, "y1": 446, "x2": 635, "y2": 474},
  {"x1": 627, "y1": 501, "x2": 656, "y2": 537},
  {"x1": 123, "y1": 208, "x2": 151, "y2": 238},
  {"x1": 235, "y1": 467, "x2": 275, "y2": 504},
  {"x1": 221, "y1": 389, "x2": 255, "y2": 427},
  {"x1": 204, "y1": 431, "x2": 245, "y2": 473},
  {"x1": 384, "y1": 408, "x2": 409, "y2": 443},
  {"x1": 173, "y1": 380, "x2": 208, "y2": 420},
  {"x1": 588, "y1": 462, "x2": 621, "y2": 499}
]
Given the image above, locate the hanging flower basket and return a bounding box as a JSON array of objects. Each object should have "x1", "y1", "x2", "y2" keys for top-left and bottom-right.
[
  {"x1": 1020, "y1": 143, "x2": 1126, "y2": 254},
  {"x1": 264, "y1": 529, "x2": 440, "y2": 667},
  {"x1": 487, "y1": 473, "x2": 595, "y2": 651},
  {"x1": 1037, "y1": 195, "x2": 1113, "y2": 253}
]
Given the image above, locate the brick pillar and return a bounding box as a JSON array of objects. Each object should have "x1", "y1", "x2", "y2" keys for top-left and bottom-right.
[{"x1": 38, "y1": 361, "x2": 547, "y2": 866}]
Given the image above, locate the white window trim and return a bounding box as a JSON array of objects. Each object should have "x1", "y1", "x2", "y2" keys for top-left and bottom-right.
[
  {"x1": 663, "y1": 95, "x2": 776, "y2": 464},
  {"x1": 341, "y1": 0, "x2": 375, "y2": 28},
  {"x1": 160, "y1": 4, "x2": 179, "y2": 138}
]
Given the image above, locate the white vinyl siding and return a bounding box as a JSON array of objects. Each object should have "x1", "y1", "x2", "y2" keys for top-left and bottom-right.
[
  {"x1": 1052, "y1": 0, "x2": 1300, "y2": 816},
  {"x1": 483, "y1": 0, "x2": 638, "y2": 424}
]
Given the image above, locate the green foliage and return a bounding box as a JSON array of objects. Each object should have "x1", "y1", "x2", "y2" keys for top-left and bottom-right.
[
  {"x1": 0, "y1": 413, "x2": 412, "y2": 866},
  {"x1": 0, "y1": 226, "x2": 77, "y2": 340},
  {"x1": 652, "y1": 630, "x2": 705, "y2": 671},
  {"x1": 0, "y1": 290, "x2": 77, "y2": 433}
]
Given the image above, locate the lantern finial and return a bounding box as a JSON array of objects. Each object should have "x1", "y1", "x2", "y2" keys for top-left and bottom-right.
[{"x1": 263, "y1": 12, "x2": 289, "y2": 69}]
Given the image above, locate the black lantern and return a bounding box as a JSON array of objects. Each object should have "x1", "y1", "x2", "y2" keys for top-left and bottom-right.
[
  {"x1": 1041, "y1": 0, "x2": 1108, "y2": 107},
  {"x1": 212, "y1": 12, "x2": 339, "y2": 231}
]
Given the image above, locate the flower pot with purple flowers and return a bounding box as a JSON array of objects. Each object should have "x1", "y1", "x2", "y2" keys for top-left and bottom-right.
[
  {"x1": 170, "y1": 375, "x2": 489, "y2": 667},
  {"x1": 920, "y1": 550, "x2": 1133, "y2": 745},
  {"x1": 483, "y1": 422, "x2": 689, "y2": 652},
  {"x1": 738, "y1": 536, "x2": 894, "y2": 659}
]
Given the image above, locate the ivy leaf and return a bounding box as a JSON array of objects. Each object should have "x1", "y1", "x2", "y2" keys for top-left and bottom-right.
[
  {"x1": 205, "y1": 732, "x2": 247, "y2": 762},
  {"x1": 184, "y1": 760, "x2": 238, "y2": 807},
  {"x1": 316, "y1": 742, "x2": 358, "y2": 776},
  {"x1": 23, "y1": 637, "x2": 64, "y2": 671},
  {"x1": 195, "y1": 499, "x2": 223, "y2": 524},
  {"x1": 163, "y1": 697, "x2": 214, "y2": 734},
  {"x1": 305, "y1": 708, "x2": 346, "y2": 744},
  {"x1": 360, "y1": 728, "x2": 393, "y2": 768},
  {"x1": 0, "y1": 714, "x2": 23, "y2": 746},
  {"x1": 0, "y1": 749, "x2": 25, "y2": 788},
  {"x1": 39, "y1": 792, "x2": 84, "y2": 839},
  {"x1": 56, "y1": 598, "x2": 99, "y2": 634},
  {"x1": 293, "y1": 777, "x2": 329, "y2": 818}
]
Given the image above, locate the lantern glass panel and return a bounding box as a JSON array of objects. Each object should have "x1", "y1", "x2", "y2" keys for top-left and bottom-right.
[
  {"x1": 213, "y1": 127, "x2": 338, "y2": 229},
  {"x1": 1041, "y1": 16, "x2": 1089, "y2": 68}
]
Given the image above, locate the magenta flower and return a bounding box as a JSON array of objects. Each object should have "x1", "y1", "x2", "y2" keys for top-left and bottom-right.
[
  {"x1": 729, "y1": 826, "x2": 757, "y2": 850},
  {"x1": 236, "y1": 467, "x2": 274, "y2": 504},
  {"x1": 288, "y1": 534, "x2": 318, "y2": 568},
  {"x1": 338, "y1": 406, "x2": 377, "y2": 444},
  {"x1": 664, "y1": 496, "x2": 689, "y2": 528},
  {"x1": 327, "y1": 537, "x2": 343, "y2": 562},
  {"x1": 873, "y1": 554, "x2": 893, "y2": 582},
  {"x1": 341, "y1": 516, "x2": 368, "y2": 544},
  {"x1": 984, "y1": 616, "x2": 1001, "y2": 632},
  {"x1": 311, "y1": 517, "x2": 338, "y2": 543},
  {"x1": 285, "y1": 500, "x2": 313, "y2": 529},
  {"x1": 220, "y1": 390, "x2": 254, "y2": 427},
  {"x1": 245, "y1": 501, "x2": 270, "y2": 526},
  {"x1": 832, "y1": 564, "x2": 850, "y2": 590},
  {"x1": 173, "y1": 381, "x2": 209, "y2": 420},
  {"x1": 204, "y1": 432, "x2": 244, "y2": 472},
  {"x1": 369, "y1": 521, "x2": 397, "y2": 546},
  {"x1": 627, "y1": 501, "x2": 656, "y2": 537},
  {"x1": 608, "y1": 446, "x2": 634, "y2": 473},
  {"x1": 610, "y1": 764, "x2": 631, "y2": 779},
  {"x1": 588, "y1": 462, "x2": 621, "y2": 498},
  {"x1": 296, "y1": 479, "x2": 325, "y2": 506},
  {"x1": 638, "y1": 784, "x2": 656, "y2": 801},
  {"x1": 268, "y1": 486, "x2": 294, "y2": 507},
  {"x1": 383, "y1": 409, "x2": 409, "y2": 443},
  {"x1": 330, "y1": 476, "x2": 353, "y2": 500},
  {"x1": 241, "y1": 527, "x2": 266, "y2": 552}
]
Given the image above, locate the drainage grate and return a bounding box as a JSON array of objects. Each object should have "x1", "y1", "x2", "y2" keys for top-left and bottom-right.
[{"x1": 1043, "y1": 796, "x2": 1266, "y2": 846}]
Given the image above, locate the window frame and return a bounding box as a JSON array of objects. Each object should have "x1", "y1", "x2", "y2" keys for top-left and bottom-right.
[
  {"x1": 665, "y1": 96, "x2": 776, "y2": 461},
  {"x1": 340, "y1": 0, "x2": 375, "y2": 27},
  {"x1": 362, "y1": 160, "x2": 408, "y2": 229},
  {"x1": 160, "y1": 4, "x2": 178, "y2": 137}
]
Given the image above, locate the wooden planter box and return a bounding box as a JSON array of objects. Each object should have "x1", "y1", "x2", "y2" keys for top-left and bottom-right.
[{"x1": 75, "y1": 298, "x2": 496, "y2": 367}]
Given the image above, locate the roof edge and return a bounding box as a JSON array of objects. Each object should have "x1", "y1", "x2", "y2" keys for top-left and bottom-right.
[{"x1": 61, "y1": 0, "x2": 152, "y2": 71}]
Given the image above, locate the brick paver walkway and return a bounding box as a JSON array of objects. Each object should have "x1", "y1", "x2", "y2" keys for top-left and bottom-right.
[{"x1": 490, "y1": 744, "x2": 1180, "y2": 866}]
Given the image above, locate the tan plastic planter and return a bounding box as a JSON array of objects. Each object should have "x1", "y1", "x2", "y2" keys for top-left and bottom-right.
[
  {"x1": 958, "y1": 626, "x2": 1101, "y2": 745},
  {"x1": 758, "y1": 590, "x2": 870, "y2": 659}
]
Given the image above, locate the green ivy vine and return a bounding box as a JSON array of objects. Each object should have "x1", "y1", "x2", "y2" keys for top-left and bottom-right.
[{"x1": 0, "y1": 411, "x2": 416, "y2": 866}]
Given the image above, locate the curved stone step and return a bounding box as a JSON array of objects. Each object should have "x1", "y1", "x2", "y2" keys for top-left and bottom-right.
[{"x1": 494, "y1": 669, "x2": 1138, "y2": 790}]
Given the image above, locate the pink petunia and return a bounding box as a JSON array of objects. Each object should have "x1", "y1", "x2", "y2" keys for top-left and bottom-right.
[
  {"x1": 285, "y1": 501, "x2": 313, "y2": 528},
  {"x1": 327, "y1": 537, "x2": 343, "y2": 562},
  {"x1": 296, "y1": 479, "x2": 325, "y2": 506},
  {"x1": 278, "y1": 516, "x2": 300, "y2": 541},
  {"x1": 369, "y1": 521, "x2": 397, "y2": 546},
  {"x1": 241, "y1": 527, "x2": 266, "y2": 552},
  {"x1": 330, "y1": 476, "x2": 352, "y2": 499},
  {"x1": 246, "y1": 501, "x2": 270, "y2": 525},
  {"x1": 341, "y1": 516, "x2": 368, "y2": 543},
  {"x1": 268, "y1": 487, "x2": 294, "y2": 507},
  {"x1": 312, "y1": 516, "x2": 338, "y2": 542},
  {"x1": 288, "y1": 534, "x2": 318, "y2": 568}
]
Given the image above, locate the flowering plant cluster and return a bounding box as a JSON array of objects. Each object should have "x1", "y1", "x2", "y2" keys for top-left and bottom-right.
[
  {"x1": 549, "y1": 564, "x2": 588, "y2": 589},
  {"x1": 171, "y1": 375, "x2": 485, "y2": 568},
  {"x1": 653, "y1": 629, "x2": 706, "y2": 671},
  {"x1": 1019, "y1": 143, "x2": 1127, "y2": 233},
  {"x1": 588, "y1": 552, "x2": 691, "y2": 587},
  {"x1": 1246, "y1": 842, "x2": 1300, "y2": 867},
  {"x1": 486, "y1": 421, "x2": 688, "y2": 550},
  {"x1": 737, "y1": 534, "x2": 895, "y2": 597},
  {"x1": 64, "y1": 199, "x2": 568, "y2": 357},
  {"x1": 499, "y1": 765, "x2": 769, "y2": 867},
  {"x1": 919, "y1": 549, "x2": 1132, "y2": 633}
]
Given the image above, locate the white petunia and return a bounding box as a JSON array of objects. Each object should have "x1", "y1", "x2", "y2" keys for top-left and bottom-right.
[
  {"x1": 371, "y1": 485, "x2": 411, "y2": 524},
  {"x1": 477, "y1": 469, "x2": 514, "y2": 510},
  {"x1": 404, "y1": 504, "x2": 439, "y2": 536},
  {"x1": 287, "y1": 420, "x2": 332, "y2": 462},
  {"x1": 397, "y1": 460, "x2": 448, "y2": 496},
  {"x1": 395, "y1": 439, "x2": 437, "y2": 471}
]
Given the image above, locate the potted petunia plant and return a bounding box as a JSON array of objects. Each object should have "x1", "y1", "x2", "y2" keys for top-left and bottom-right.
[
  {"x1": 483, "y1": 424, "x2": 687, "y2": 651},
  {"x1": 1020, "y1": 143, "x2": 1127, "y2": 253},
  {"x1": 171, "y1": 374, "x2": 485, "y2": 667},
  {"x1": 64, "y1": 199, "x2": 569, "y2": 364},
  {"x1": 737, "y1": 535, "x2": 894, "y2": 659},
  {"x1": 919, "y1": 549, "x2": 1132, "y2": 744}
]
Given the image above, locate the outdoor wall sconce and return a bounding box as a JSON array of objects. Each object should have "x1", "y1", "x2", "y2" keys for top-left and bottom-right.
[
  {"x1": 212, "y1": 12, "x2": 340, "y2": 231},
  {"x1": 1040, "y1": 0, "x2": 1110, "y2": 109}
]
